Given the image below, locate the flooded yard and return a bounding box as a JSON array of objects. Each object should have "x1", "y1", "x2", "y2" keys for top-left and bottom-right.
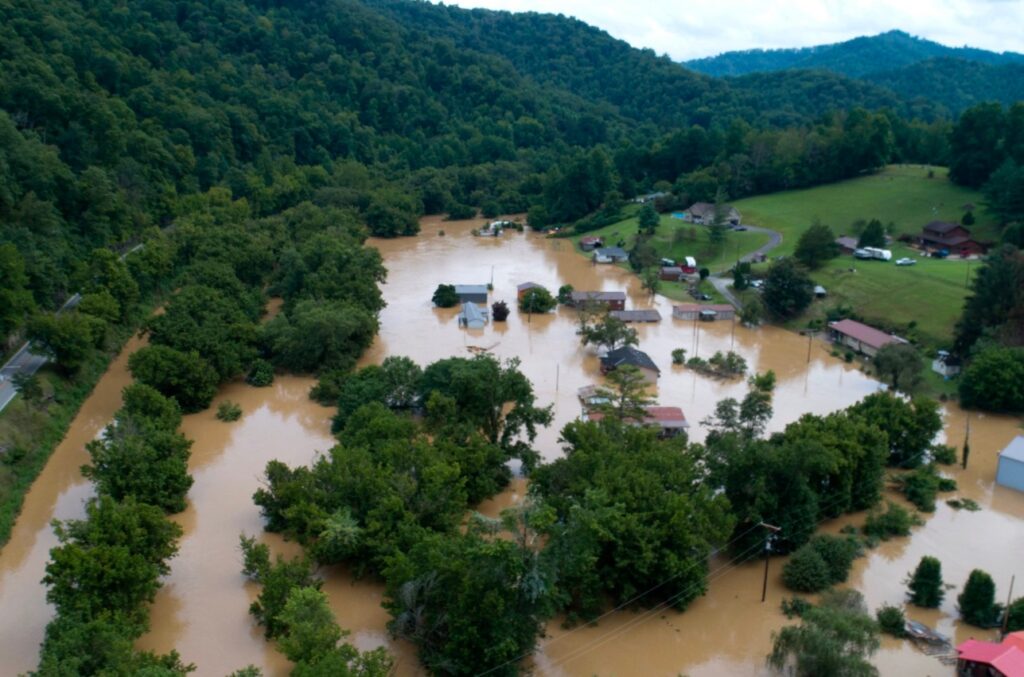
[{"x1": 0, "y1": 216, "x2": 1020, "y2": 676}]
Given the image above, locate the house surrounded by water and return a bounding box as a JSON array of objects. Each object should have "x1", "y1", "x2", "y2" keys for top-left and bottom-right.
[
  {"x1": 997, "y1": 436, "x2": 1024, "y2": 493},
  {"x1": 458, "y1": 302, "x2": 488, "y2": 329},
  {"x1": 454, "y1": 284, "x2": 488, "y2": 304},
  {"x1": 600, "y1": 346, "x2": 660, "y2": 383},
  {"x1": 828, "y1": 319, "x2": 906, "y2": 358}
]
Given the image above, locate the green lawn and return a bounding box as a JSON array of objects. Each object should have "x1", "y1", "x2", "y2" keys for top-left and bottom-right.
[
  {"x1": 569, "y1": 206, "x2": 772, "y2": 273},
  {"x1": 734, "y1": 165, "x2": 995, "y2": 257},
  {"x1": 794, "y1": 242, "x2": 975, "y2": 347}
]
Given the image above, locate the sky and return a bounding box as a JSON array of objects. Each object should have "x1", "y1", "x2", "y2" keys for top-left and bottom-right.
[{"x1": 439, "y1": 0, "x2": 1024, "y2": 61}]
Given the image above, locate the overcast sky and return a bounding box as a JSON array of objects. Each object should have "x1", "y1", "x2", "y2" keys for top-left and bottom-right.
[{"x1": 439, "y1": 0, "x2": 1024, "y2": 61}]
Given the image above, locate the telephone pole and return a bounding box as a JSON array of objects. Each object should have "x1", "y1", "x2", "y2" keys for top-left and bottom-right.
[
  {"x1": 759, "y1": 522, "x2": 781, "y2": 603},
  {"x1": 1003, "y1": 575, "x2": 1016, "y2": 636}
]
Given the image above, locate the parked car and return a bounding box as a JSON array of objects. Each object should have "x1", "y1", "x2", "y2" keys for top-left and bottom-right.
[
  {"x1": 660, "y1": 257, "x2": 676, "y2": 267},
  {"x1": 750, "y1": 279, "x2": 764, "y2": 289},
  {"x1": 895, "y1": 257, "x2": 917, "y2": 266},
  {"x1": 931, "y1": 249, "x2": 950, "y2": 259}
]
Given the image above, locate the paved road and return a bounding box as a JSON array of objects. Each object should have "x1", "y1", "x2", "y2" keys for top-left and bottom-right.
[
  {"x1": 0, "y1": 294, "x2": 81, "y2": 411},
  {"x1": 708, "y1": 224, "x2": 783, "y2": 310}
]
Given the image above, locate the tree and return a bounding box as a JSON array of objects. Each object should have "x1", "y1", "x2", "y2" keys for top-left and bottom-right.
[
  {"x1": 491, "y1": 300, "x2": 510, "y2": 321},
  {"x1": 740, "y1": 297, "x2": 764, "y2": 326},
  {"x1": 44, "y1": 496, "x2": 182, "y2": 623},
  {"x1": 707, "y1": 189, "x2": 729, "y2": 249},
  {"x1": 876, "y1": 604, "x2": 907, "y2": 638},
  {"x1": 782, "y1": 545, "x2": 831, "y2": 593},
  {"x1": 873, "y1": 343, "x2": 924, "y2": 393},
  {"x1": 240, "y1": 536, "x2": 322, "y2": 639},
  {"x1": 906, "y1": 556, "x2": 944, "y2": 608},
  {"x1": 12, "y1": 372, "x2": 44, "y2": 407},
  {"x1": 958, "y1": 346, "x2": 1024, "y2": 413},
  {"x1": 1006, "y1": 596, "x2": 1024, "y2": 632},
  {"x1": 431, "y1": 284, "x2": 459, "y2": 308},
  {"x1": 794, "y1": 222, "x2": 839, "y2": 269},
  {"x1": 26, "y1": 312, "x2": 105, "y2": 375},
  {"x1": 265, "y1": 300, "x2": 377, "y2": 374},
  {"x1": 958, "y1": 569, "x2": 1002, "y2": 627},
  {"x1": 768, "y1": 589, "x2": 880, "y2": 677},
  {"x1": 637, "y1": 204, "x2": 660, "y2": 234},
  {"x1": 592, "y1": 365, "x2": 655, "y2": 422},
  {"x1": 762, "y1": 258, "x2": 814, "y2": 320},
  {"x1": 385, "y1": 529, "x2": 554, "y2": 676},
  {"x1": 950, "y1": 103, "x2": 1008, "y2": 187},
  {"x1": 128, "y1": 345, "x2": 219, "y2": 414},
  {"x1": 857, "y1": 219, "x2": 886, "y2": 248},
  {"x1": 953, "y1": 245, "x2": 1024, "y2": 355},
  {"x1": 518, "y1": 286, "x2": 556, "y2": 314},
  {"x1": 557, "y1": 284, "x2": 574, "y2": 304},
  {"x1": 579, "y1": 314, "x2": 638, "y2": 352},
  {"x1": 331, "y1": 356, "x2": 423, "y2": 431},
  {"x1": 641, "y1": 268, "x2": 661, "y2": 296},
  {"x1": 0, "y1": 243, "x2": 36, "y2": 338},
  {"x1": 849, "y1": 393, "x2": 942, "y2": 468}
]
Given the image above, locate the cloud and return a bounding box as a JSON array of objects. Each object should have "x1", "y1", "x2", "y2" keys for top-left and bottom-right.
[{"x1": 438, "y1": 0, "x2": 1024, "y2": 61}]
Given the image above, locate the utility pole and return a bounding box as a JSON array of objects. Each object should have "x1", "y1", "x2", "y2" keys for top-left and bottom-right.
[
  {"x1": 759, "y1": 522, "x2": 781, "y2": 603},
  {"x1": 730, "y1": 315, "x2": 736, "y2": 349},
  {"x1": 962, "y1": 416, "x2": 971, "y2": 470},
  {"x1": 1003, "y1": 575, "x2": 1016, "y2": 636},
  {"x1": 806, "y1": 331, "x2": 813, "y2": 363}
]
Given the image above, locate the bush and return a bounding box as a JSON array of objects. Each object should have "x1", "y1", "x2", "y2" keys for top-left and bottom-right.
[
  {"x1": 906, "y1": 556, "x2": 944, "y2": 608},
  {"x1": 557, "y1": 284, "x2": 574, "y2": 304},
  {"x1": 671, "y1": 348, "x2": 686, "y2": 365},
  {"x1": 876, "y1": 604, "x2": 907, "y2": 637},
  {"x1": 216, "y1": 401, "x2": 243, "y2": 422},
  {"x1": 518, "y1": 286, "x2": 556, "y2": 313},
  {"x1": 782, "y1": 545, "x2": 832, "y2": 593},
  {"x1": 900, "y1": 464, "x2": 940, "y2": 512},
  {"x1": 431, "y1": 284, "x2": 459, "y2": 308},
  {"x1": 246, "y1": 359, "x2": 275, "y2": 387},
  {"x1": 863, "y1": 502, "x2": 917, "y2": 541},
  {"x1": 930, "y1": 444, "x2": 957, "y2": 465},
  {"x1": 958, "y1": 569, "x2": 1003, "y2": 627},
  {"x1": 958, "y1": 346, "x2": 1024, "y2": 413},
  {"x1": 806, "y1": 534, "x2": 860, "y2": 585},
  {"x1": 937, "y1": 477, "x2": 957, "y2": 492},
  {"x1": 781, "y1": 597, "x2": 813, "y2": 618},
  {"x1": 491, "y1": 301, "x2": 510, "y2": 322}
]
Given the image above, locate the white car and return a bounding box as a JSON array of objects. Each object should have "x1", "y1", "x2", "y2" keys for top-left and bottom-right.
[{"x1": 895, "y1": 257, "x2": 917, "y2": 266}]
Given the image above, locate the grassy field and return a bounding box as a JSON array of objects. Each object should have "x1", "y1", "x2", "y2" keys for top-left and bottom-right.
[
  {"x1": 734, "y1": 165, "x2": 996, "y2": 257},
  {"x1": 794, "y1": 242, "x2": 975, "y2": 347},
  {"x1": 569, "y1": 207, "x2": 772, "y2": 273}
]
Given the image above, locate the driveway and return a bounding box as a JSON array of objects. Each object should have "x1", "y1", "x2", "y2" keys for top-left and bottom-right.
[{"x1": 709, "y1": 224, "x2": 782, "y2": 310}]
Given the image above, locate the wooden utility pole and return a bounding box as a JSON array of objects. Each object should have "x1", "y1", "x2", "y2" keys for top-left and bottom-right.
[
  {"x1": 806, "y1": 331, "x2": 813, "y2": 363},
  {"x1": 962, "y1": 416, "x2": 971, "y2": 470},
  {"x1": 1003, "y1": 575, "x2": 1016, "y2": 636},
  {"x1": 759, "y1": 522, "x2": 781, "y2": 603}
]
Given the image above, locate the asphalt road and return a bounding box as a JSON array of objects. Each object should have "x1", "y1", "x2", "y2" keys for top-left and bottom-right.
[
  {"x1": 0, "y1": 294, "x2": 81, "y2": 411},
  {"x1": 709, "y1": 224, "x2": 783, "y2": 310}
]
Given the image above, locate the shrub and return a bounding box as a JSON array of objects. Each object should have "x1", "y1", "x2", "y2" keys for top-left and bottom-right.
[
  {"x1": 876, "y1": 604, "x2": 907, "y2": 637},
  {"x1": 930, "y1": 444, "x2": 957, "y2": 465},
  {"x1": 781, "y1": 597, "x2": 813, "y2": 618},
  {"x1": 958, "y1": 346, "x2": 1024, "y2": 414},
  {"x1": 518, "y1": 286, "x2": 556, "y2": 313},
  {"x1": 671, "y1": 348, "x2": 686, "y2": 365},
  {"x1": 247, "y1": 359, "x2": 275, "y2": 387},
  {"x1": 806, "y1": 534, "x2": 861, "y2": 585},
  {"x1": 431, "y1": 284, "x2": 459, "y2": 308},
  {"x1": 216, "y1": 401, "x2": 243, "y2": 422},
  {"x1": 958, "y1": 569, "x2": 1003, "y2": 627},
  {"x1": 557, "y1": 284, "x2": 574, "y2": 304},
  {"x1": 782, "y1": 545, "x2": 832, "y2": 593},
  {"x1": 937, "y1": 477, "x2": 957, "y2": 492},
  {"x1": 491, "y1": 301, "x2": 510, "y2": 322},
  {"x1": 906, "y1": 556, "x2": 944, "y2": 608},
  {"x1": 863, "y1": 502, "x2": 917, "y2": 541},
  {"x1": 900, "y1": 464, "x2": 940, "y2": 512}
]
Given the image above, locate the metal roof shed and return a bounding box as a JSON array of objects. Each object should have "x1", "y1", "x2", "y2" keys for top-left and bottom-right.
[{"x1": 997, "y1": 436, "x2": 1024, "y2": 493}]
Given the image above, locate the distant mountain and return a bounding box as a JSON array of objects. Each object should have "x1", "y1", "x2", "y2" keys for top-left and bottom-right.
[
  {"x1": 685, "y1": 30, "x2": 1024, "y2": 79},
  {"x1": 684, "y1": 30, "x2": 1024, "y2": 114}
]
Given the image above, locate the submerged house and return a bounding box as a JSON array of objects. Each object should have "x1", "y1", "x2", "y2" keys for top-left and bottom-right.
[
  {"x1": 828, "y1": 319, "x2": 906, "y2": 358},
  {"x1": 593, "y1": 247, "x2": 629, "y2": 263},
  {"x1": 583, "y1": 406, "x2": 689, "y2": 438},
  {"x1": 997, "y1": 436, "x2": 1024, "y2": 493},
  {"x1": 516, "y1": 282, "x2": 543, "y2": 299},
  {"x1": 570, "y1": 290, "x2": 627, "y2": 311},
  {"x1": 458, "y1": 302, "x2": 488, "y2": 329},
  {"x1": 610, "y1": 309, "x2": 662, "y2": 323},
  {"x1": 672, "y1": 303, "x2": 736, "y2": 321},
  {"x1": 932, "y1": 350, "x2": 961, "y2": 378},
  {"x1": 454, "y1": 284, "x2": 488, "y2": 304},
  {"x1": 600, "y1": 346, "x2": 660, "y2": 383}
]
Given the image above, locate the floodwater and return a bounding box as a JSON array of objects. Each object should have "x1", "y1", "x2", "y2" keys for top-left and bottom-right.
[{"x1": 0, "y1": 216, "x2": 1020, "y2": 676}]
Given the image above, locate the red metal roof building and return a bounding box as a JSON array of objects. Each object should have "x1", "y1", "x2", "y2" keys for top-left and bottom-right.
[
  {"x1": 957, "y1": 632, "x2": 1024, "y2": 677},
  {"x1": 584, "y1": 406, "x2": 689, "y2": 437},
  {"x1": 828, "y1": 319, "x2": 907, "y2": 357}
]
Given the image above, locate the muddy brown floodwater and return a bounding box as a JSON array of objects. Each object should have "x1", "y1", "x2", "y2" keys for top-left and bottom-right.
[{"x1": 0, "y1": 216, "x2": 1021, "y2": 676}]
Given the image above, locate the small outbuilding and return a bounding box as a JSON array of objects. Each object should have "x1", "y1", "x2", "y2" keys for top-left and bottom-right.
[
  {"x1": 610, "y1": 309, "x2": 662, "y2": 323},
  {"x1": 579, "y1": 236, "x2": 604, "y2": 251},
  {"x1": 814, "y1": 285, "x2": 827, "y2": 298},
  {"x1": 454, "y1": 284, "x2": 489, "y2": 304},
  {"x1": 660, "y1": 266, "x2": 685, "y2": 281},
  {"x1": 672, "y1": 303, "x2": 736, "y2": 321},
  {"x1": 583, "y1": 406, "x2": 689, "y2": 438},
  {"x1": 828, "y1": 319, "x2": 906, "y2": 358},
  {"x1": 570, "y1": 290, "x2": 627, "y2": 311},
  {"x1": 600, "y1": 346, "x2": 660, "y2": 383},
  {"x1": 516, "y1": 282, "x2": 543, "y2": 299},
  {"x1": 457, "y1": 302, "x2": 488, "y2": 329},
  {"x1": 835, "y1": 236, "x2": 859, "y2": 254},
  {"x1": 593, "y1": 247, "x2": 629, "y2": 264},
  {"x1": 932, "y1": 350, "x2": 961, "y2": 378},
  {"x1": 997, "y1": 436, "x2": 1024, "y2": 493}
]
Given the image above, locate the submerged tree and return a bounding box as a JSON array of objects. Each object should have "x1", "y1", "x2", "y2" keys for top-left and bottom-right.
[{"x1": 906, "y1": 556, "x2": 944, "y2": 608}]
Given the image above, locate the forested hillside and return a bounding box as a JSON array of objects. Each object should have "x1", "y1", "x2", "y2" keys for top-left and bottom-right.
[
  {"x1": 686, "y1": 30, "x2": 1024, "y2": 78},
  {"x1": 685, "y1": 30, "x2": 1024, "y2": 115}
]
